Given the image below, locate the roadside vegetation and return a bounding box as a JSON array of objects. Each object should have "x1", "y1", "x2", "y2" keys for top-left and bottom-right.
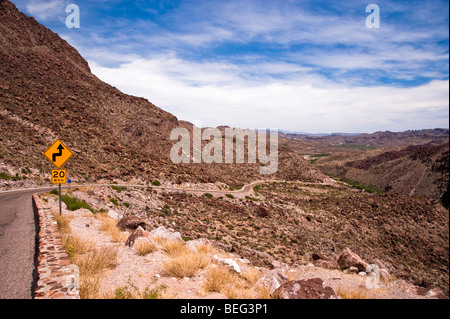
[
  {"x1": 53, "y1": 211, "x2": 119, "y2": 299},
  {"x1": 61, "y1": 194, "x2": 95, "y2": 212},
  {"x1": 330, "y1": 175, "x2": 383, "y2": 194}
]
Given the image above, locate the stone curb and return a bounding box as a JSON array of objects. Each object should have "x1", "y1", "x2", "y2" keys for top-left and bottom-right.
[{"x1": 32, "y1": 194, "x2": 80, "y2": 299}]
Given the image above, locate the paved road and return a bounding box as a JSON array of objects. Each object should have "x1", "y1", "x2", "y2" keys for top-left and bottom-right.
[{"x1": 0, "y1": 187, "x2": 54, "y2": 299}]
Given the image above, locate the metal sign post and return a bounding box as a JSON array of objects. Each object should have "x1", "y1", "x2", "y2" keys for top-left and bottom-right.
[
  {"x1": 59, "y1": 183, "x2": 62, "y2": 215},
  {"x1": 52, "y1": 169, "x2": 67, "y2": 215}
]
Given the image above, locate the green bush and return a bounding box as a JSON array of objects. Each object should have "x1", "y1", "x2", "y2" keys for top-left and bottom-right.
[
  {"x1": 203, "y1": 193, "x2": 213, "y2": 199},
  {"x1": 152, "y1": 180, "x2": 161, "y2": 186},
  {"x1": 225, "y1": 194, "x2": 234, "y2": 199},
  {"x1": 111, "y1": 185, "x2": 127, "y2": 193},
  {"x1": 61, "y1": 194, "x2": 93, "y2": 212},
  {"x1": 110, "y1": 198, "x2": 119, "y2": 206},
  {"x1": 0, "y1": 172, "x2": 13, "y2": 180}
]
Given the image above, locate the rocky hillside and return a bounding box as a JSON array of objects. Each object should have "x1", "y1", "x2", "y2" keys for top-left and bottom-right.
[
  {"x1": 317, "y1": 142, "x2": 449, "y2": 207},
  {"x1": 0, "y1": 0, "x2": 325, "y2": 187},
  {"x1": 37, "y1": 184, "x2": 448, "y2": 298}
]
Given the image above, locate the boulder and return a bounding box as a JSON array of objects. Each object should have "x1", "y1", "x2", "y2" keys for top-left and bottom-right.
[
  {"x1": 312, "y1": 253, "x2": 328, "y2": 261},
  {"x1": 274, "y1": 278, "x2": 337, "y2": 299},
  {"x1": 256, "y1": 206, "x2": 270, "y2": 218},
  {"x1": 213, "y1": 255, "x2": 241, "y2": 273},
  {"x1": 186, "y1": 238, "x2": 211, "y2": 253},
  {"x1": 117, "y1": 215, "x2": 146, "y2": 231},
  {"x1": 108, "y1": 210, "x2": 122, "y2": 220},
  {"x1": 337, "y1": 248, "x2": 368, "y2": 272},
  {"x1": 148, "y1": 226, "x2": 184, "y2": 243},
  {"x1": 255, "y1": 268, "x2": 288, "y2": 296}
]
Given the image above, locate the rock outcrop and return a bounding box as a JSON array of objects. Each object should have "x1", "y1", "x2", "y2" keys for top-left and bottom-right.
[
  {"x1": 337, "y1": 248, "x2": 369, "y2": 272},
  {"x1": 117, "y1": 216, "x2": 147, "y2": 231},
  {"x1": 274, "y1": 278, "x2": 337, "y2": 299}
]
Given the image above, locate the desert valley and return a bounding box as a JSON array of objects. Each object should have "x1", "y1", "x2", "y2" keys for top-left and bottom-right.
[{"x1": 0, "y1": 0, "x2": 448, "y2": 301}]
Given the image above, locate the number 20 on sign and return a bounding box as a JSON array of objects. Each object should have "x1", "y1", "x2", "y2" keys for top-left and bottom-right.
[{"x1": 52, "y1": 170, "x2": 67, "y2": 184}]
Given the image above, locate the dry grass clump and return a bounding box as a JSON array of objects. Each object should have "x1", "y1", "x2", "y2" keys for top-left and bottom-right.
[
  {"x1": 74, "y1": 248, "x2": 118, "y2": 299},
  {"x1": 154, "y1": 237, "x2": 186, "y2": 256},
  {"x1": 74, "y1": 248, "x2": 118, "y2": 276},
  {"x1": 336, "y1": 286, "x2": 373, "y2": 299},
  {"x1": 53, "y1": 213, "x2": 72, "y2": 235},
  {"x1": 202, "y1": 265, "x2": 236, "y2": 293},
  {"x1": 240, "y1": 267, "x2": 260, "y2": 286},
  {"x1": 135, "y1": 240, "x2": 158, "y2": 256},
  {"x1": 79, "y1": 276, "x2": 102, "y2": 300},
  {"x1": 203, "y1": 265, "x2": 267, "y2": 299},
  {"x1": 62, "y1": 235, "x2": 95, "y2": 261},
  {"x1": 162, "y1": 240, "x2": 214, "y2": 278},
  {"x1": 202, "y1": 265, "x2": 264, "y2": 299},
  {"x1": 97, "y1": 214, "x2": 129, "y2": 243}
]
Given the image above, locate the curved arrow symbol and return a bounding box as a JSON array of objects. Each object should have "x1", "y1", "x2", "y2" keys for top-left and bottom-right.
[{"x1": 52, "y1": 144, "x2": 64, "y2": 162}]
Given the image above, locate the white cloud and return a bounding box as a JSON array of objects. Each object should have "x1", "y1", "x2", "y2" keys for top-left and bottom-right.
[
  {"x1": 88, "y1": 54, "x2": 449, "y2": 133},
  {"x1": 26, "y1": 0, "x2": 64, "y2": 21}
]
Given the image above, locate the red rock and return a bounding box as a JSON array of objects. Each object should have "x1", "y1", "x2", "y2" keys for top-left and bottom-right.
[
  {"x1": 337, "y1": 248, "x2": 368, "y2": 272},
  {"x1": 274, "y1": 278, "x2": 337, "y2": 299}
]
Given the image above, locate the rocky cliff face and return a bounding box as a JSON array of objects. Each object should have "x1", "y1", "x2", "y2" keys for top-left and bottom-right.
[{"x1": 0, "y1": 0, "x2": 325, "y2": 186}]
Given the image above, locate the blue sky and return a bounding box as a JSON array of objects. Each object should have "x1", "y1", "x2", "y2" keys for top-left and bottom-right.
[{"x1": 11, "y1": 0, "x2": 449, "y2": 133}]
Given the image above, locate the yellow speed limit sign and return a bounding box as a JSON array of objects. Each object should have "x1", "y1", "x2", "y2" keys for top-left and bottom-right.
[{"x1": 52, "y1": 170, "x2": 67, "y2": 184}]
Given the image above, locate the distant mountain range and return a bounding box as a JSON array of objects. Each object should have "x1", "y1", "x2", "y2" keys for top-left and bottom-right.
[{"x1": 280, "y1": 128, "x2": 449, "y2": 148}]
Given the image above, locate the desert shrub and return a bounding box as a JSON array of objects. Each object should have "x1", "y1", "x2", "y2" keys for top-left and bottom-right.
[
  {"x1": 0, "y1": 172, "x2": 13, "y2": 180},
  {"x1": 98, "y1": 216, "x2": 128, "y2": 243},
  {"x1": 336, "y1": 286, "x2": 372, "y2": 299},
  {"x1": 202, "y1": 265, "x2": 239, "y2": 293},
  {"x1": 61, "y1": 194, "x2": 93, "y2": 212},
  {"x1": 73, "y1": 247, "x2": 118, "y2": 299},
  {"x1": 74, "y1": 248, "x2": 118, "y2": 276},
  {"x1": 111, "y1": 185, "x2": 127, "y2": 193},
  {"x1": 162, "y1": 241, "x2": 213, "y2": 278},
  {"x1": 53, "y1": 213, "x2": 72, "y2": 234},
  {"x1": 135, "y1": 240, "x2": 157, "y2": 256},
  {"x1": 112, "y1": 281, "x2": 168, "y2": 299},
  {"x1": 62, "y1": 235, "x2": 95, "y2": 261},
  {"x1": 152, "y1": 180, "x2": 161, "y2": 186}
]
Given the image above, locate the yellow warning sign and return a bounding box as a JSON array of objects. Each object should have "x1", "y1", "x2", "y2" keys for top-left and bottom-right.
[
  {"x1": 51, "y1": 170, "x2": 67, "y2": 184},
  {"x1": 44, "y1": 139, "x2": 73, "y2": 168}
]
